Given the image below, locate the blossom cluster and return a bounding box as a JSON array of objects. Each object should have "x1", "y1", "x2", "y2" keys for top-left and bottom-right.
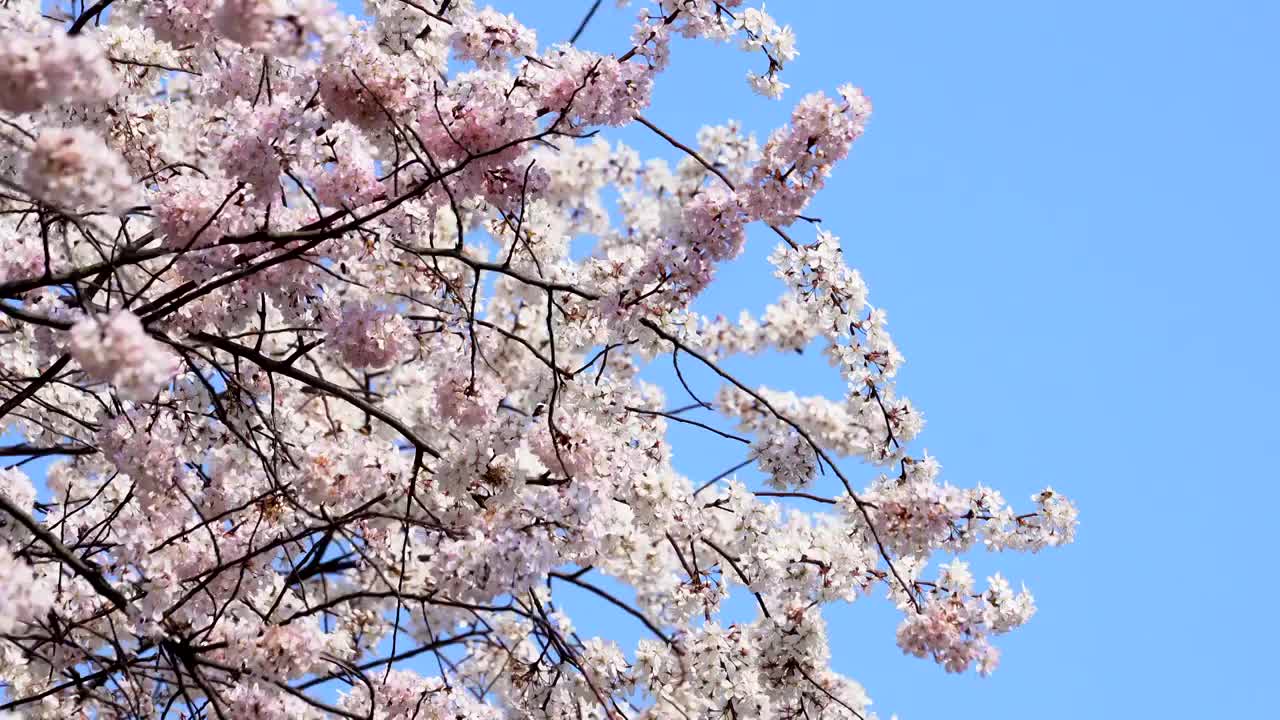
[
  {"x1": 21, "y1": 128, "x2": 138, "y2": 214},
  {"x1": 896, "y1": 561, "x2": 1037, "y2": 676},
  {"x1": 737, "y1": 5, "x2": 799, "y2": 98},
  {"x1": 0, "y1": 12, "x2": 117, "y2": 113},
  {"x1": 323, "y1": 299, "x2": 415, "y2": 369},
  {"x1": 529, "y1": 46, "x2": 656, "y2": 127},
  {"x1": 745, "y1": 88, "x2": 873, "y2": 227},
  {"x1": 0, "y1": 468, "x2": 36, "y2": 545},
  {"x1": 69, "y1": 310, "x2": 178, "y2": 401},
  {"x1": 452, "y1": 7, "x2": 538, "y2": 70},
  {"x1": 0, "y1": 546, "x2": 50, "y2": 636}
]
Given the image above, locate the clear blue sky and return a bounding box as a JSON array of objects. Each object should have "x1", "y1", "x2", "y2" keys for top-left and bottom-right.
[{"x1": 452, "y1": 2, "x2": 1276, "y2": 717}]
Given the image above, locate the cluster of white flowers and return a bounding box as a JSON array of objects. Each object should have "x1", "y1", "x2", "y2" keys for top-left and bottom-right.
[
  {"x1": 0, "y1": 468, "x2": 36, "y2": 545},
  {"x1": 634, "y1": 1, "x2": 800, "y2": 99},
  {"x1": 737, "y1": 5, "x2": 799, "y2": 98},
  {"x1": 340, "y1": 669, "x2": 502, "y2": 720},
  {"x1": 636, "y1": 611, "x2": 872, "y2": 718},
  {"x1": 753, "y1": 429, "x2": 819, "y2": 488},
  {"x1": 295, "y1": 430, "x2": 410, "y2": 511}
]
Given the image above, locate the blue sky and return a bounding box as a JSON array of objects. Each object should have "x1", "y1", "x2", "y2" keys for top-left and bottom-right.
[{"x1": 453, "y1": 1, "x2": 1277, "y2": 717}]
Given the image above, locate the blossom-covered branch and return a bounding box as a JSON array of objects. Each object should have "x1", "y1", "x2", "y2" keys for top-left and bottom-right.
[{"x1": 0, "y1": 1, "x2": 1075, "y2": 718}]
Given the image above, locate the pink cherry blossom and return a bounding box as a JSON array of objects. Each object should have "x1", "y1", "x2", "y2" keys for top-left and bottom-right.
[
  {"x1": 69, "y1": 310, "x2": 178, "y2": 401},
  {"x1": 0, "y1": 546, "x2": 50, "y2": 636},
  {"x1": 452, "y1": 7, "x2": 538, "y2": 70},
  {"x1": 215, "y1": 0, "x2": 336, "y2": 55},
  {"x1": 743, "y1": 89, "x2": 872, "y2": 226},
  {"x1": 530, "y1": 47, "x2": 655, "y2": 127},
  {"x1": 318, "y1": 38, "x2": 418, "y2": 129},
  {"x1": 324, "y1": 299, "x2": 414, "y2": 369},
  {"x1": 308, "y1": 124, "x2": 386, "y2": 210},
  {"x1": 21, "y1": 128, "x2": 138, "y2": 214},
  {"x1": 139, "y1": 0, "x2": 220, "y2": 46},
  {"x1": 0, "y1": 11, "x2": 117, "y2": 113}
]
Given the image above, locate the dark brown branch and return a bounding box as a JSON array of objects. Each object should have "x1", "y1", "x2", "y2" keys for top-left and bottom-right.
[
  {"x1": 67, "y1": 0, "x2": 114, "y2": 35},
  {"x1": 0, "y1": 492, "x2": 129, "y2": 609},
  {"x1": 189, "y1": 333, "x2": 442, "y2": 459},
  {"x1": 0, "y1": 355, "x2": 70, "y2": 423},
  {"x1": 0, "y1": 442, "x2": 96, "y2": 458},
  {"x1": 550, "y1": 571, "x2": 674, "y2": 646},
  {"x1": 568, "y1": 0, "x2": 603, "y2": 44}
]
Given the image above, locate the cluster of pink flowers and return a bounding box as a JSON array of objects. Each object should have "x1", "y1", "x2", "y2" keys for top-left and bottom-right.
[
  {"x1": 152, "y1": 174, "x2": 249, "y2": 250},
  {"x1": 215, "y1": 0, "x2": 336, "y2": 55},
  {"x1": 308, "y1": 123, "x2": 386, "y2": 209},
  {"x1": 452, "y1": 7, "x2": 538, "y2": 70},
  {"x1": 681, "y1": 185, "x2": 750, "y2": 265},
  {"x1": 139, "y1": 0, "x2": 220, "y2": 46},
  {"x1": 69, "y1": 310, "x2": 178, "y2": 401},
  {"x1": 97, "y1": 411, "x2": 203, "y2": 510},
  {"x1": 0, "y1": 232, "x2": 45, "y2": 285},
  {"x1": 896, "y1": 561, "x2": 1036, "y2": 676},
  {"x1": 229, "y1": 619, "x2": 329, "y2": 679},
  {"x1": 21, "y1": 128, "x2": 138, "y2": 214},
  {"x1": 530, "y1": 47, "x2": 655, "y2": 127},
  {"x1": 296, "y1": 431, "x2": 409, "y2": 511},
  {"x1": 434, "y1": 368, "x2": 506, "y2": 429},
  {"x1": 219, "y1": 99, "x2": 304, "y2": 197},
  {"x1": 859, "y1": 457, "x2": 971, "y2": 556},
  {"x1": 415, "y1": 69, "x2": 542, "y2": 200},
  {"x1": 137, "y1": 0, "x2": 334, "y2": 51},
  {"x1": 0, "y1": 15, "x2": 117, "y2": 113},
  {"x1": 743, "y1": 87, "x2": 873, "y2": 226},
  {"x1": 323, "y1": 299, "x2": 415, "y2": 369},
  {"x1": 318, "y1": 38, "x2": 418, "y2": 129},
  {"x1": 849, "y1": 455, "x2": 1079, "y2": 559}
]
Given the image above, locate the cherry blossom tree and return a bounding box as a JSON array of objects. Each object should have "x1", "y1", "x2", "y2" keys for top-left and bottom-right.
[{"x1": 0, "y1": 1, "x2": 1077, "y2": 718}]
